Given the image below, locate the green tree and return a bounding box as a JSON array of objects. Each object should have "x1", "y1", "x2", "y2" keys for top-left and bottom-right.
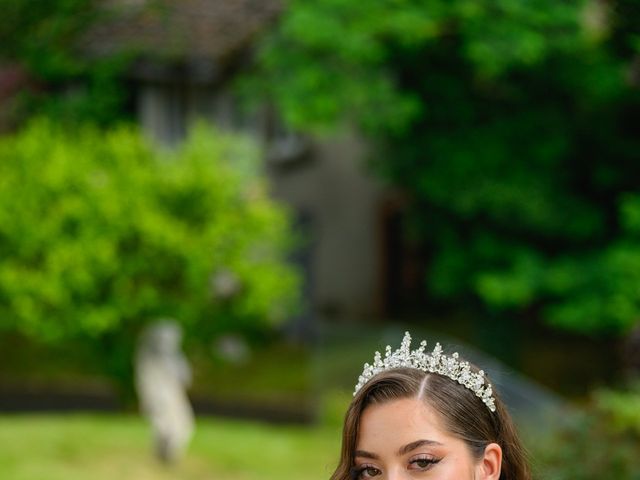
[
  {"x1": 535, "y1": 388, "x2": 640, "y2": 479},
  {"x1": 0, "y1": 0, "x2": 129, "y2": 125},
  {"x1": 251, "y1": 0, "x2": 640, "y2": 335},
  {"x1": 0, "y1": 119, "x2": 299, "y2": 386}
]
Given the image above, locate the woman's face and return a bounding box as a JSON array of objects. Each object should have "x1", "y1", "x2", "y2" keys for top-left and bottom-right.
[{"x1": 353, "y1": 397, "x2": 501, "y2": 479}]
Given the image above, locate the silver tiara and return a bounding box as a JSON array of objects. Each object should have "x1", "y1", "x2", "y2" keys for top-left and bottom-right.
[{"x1": 354, "y1": 332, "x2": 496, "y2": 412}]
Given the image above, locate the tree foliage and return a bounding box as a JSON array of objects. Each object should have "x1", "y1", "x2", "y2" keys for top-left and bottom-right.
[
  {"x1": 253, "y1": 0, "x2": 640, "y2": 334},
  {"x1": 0, "y1": 120, "x2": 299, "y2": 380},
  {"x1": 535, "y1": 387, "x2": 640, "y2": 479},
  {"x1": 0, "y1": 0, "x2": 129, "y2": 125}
]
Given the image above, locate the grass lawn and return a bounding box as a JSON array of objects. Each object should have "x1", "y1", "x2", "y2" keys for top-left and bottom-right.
[{"x1": 0, "y1": 414, "x2": 341, "y2": 480}]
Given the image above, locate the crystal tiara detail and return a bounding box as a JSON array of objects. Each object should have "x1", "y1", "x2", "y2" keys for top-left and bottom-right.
[{"x1": 353, "y1": 331, "x2": 496, "y2": 412}]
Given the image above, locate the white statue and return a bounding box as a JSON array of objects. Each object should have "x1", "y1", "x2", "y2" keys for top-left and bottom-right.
[{"x1": 135, "y1": 319, "x2": 194, "y2": 464}]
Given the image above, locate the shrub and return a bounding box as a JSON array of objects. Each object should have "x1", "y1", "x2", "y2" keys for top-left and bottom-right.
[
  {"x1": 534, "y1": 388, "x2": 640, "y2": 479},
  {"x1": 0, "y1": 119, "x2": 300, "y2": 386}
]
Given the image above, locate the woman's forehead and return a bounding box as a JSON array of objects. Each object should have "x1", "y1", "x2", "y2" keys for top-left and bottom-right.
[{"x1": 356, "y1": 398, "x2": 451, "y2": 451}]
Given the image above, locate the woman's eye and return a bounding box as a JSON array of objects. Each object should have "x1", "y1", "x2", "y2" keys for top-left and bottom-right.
[
  {"x1": 354, "y1": 466, "x2": 381, "y2": 478},
  {"x1": 363, "y1": 466, "x2": 381, "y2": 478},
  {"x1": 409, "y1": 457, "x2": 440, "y2": 470}
]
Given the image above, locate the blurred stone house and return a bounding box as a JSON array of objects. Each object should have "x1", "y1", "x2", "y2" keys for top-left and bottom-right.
[{"x1": 86, "y1": 0, "x2": 417, "y2": 329}]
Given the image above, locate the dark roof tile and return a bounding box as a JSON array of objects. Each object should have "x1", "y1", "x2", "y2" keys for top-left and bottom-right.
[{"x1": 85, "y1": 0, "x2": 282, "y2": 62}]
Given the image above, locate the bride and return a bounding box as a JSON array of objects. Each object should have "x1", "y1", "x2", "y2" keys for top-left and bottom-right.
[{"x1": 330, "y1": 332, "x2": 531, "y2": 480}]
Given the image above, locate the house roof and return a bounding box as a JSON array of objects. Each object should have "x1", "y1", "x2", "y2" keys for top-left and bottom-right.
[{"x1": 85, "y1": 0, "x2": 282, "y2": 65}]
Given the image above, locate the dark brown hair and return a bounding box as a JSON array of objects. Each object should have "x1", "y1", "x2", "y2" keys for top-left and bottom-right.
[{"x1": 330, "y1": 367, "x2": 531, "y2": 480}]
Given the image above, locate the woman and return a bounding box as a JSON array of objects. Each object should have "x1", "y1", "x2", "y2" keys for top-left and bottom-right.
[{"x1": 331, "y1": 332, "x2": 531, "y2": 480}]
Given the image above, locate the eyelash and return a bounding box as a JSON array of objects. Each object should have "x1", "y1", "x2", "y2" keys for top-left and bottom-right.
[
  {"x1": 351, "y1": 457, "x2": 441, "y2": 478},
  {"x1": 409, "y1": 456, "x2": 441, "y2": 470},
  {"x1": 350, "y1": 465, "x2": 380, "y2": 479}
]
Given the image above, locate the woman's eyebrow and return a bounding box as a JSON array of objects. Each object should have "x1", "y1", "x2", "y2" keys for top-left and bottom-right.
[
  {"x1": 354, "y1": 450, "x2": 380, "y2": 460},
  {"x1": 397, "y1": 439, "x2": 443, "y2": 456}
]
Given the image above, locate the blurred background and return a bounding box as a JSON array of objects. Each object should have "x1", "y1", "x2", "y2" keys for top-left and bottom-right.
[{"x1": 1, "y1": 0, "x2": 640, "y2": 478}]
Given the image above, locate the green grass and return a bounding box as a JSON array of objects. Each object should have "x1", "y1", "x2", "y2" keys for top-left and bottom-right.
[{"x1": 0, "y1": 414, "x2": 341, "y2": 480}]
